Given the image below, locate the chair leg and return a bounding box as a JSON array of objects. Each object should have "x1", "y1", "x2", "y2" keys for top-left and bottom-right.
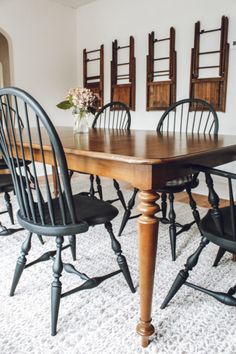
[
  {"x1": 213, "y1": 247, "x2": 226, "y2": 267},
  {"x1": 228, "y1": 284, "x2": 236, "y2": 296},
  {"x1": 95, "y1": 176, "x2": 103, "y2": 200},
  {"x1": 168, "y1": 193, "x2": 177, "y2": 261},
  {"x1": 68, "y1": 235, "x2": 76, "y2": 261},
  {"x1": 113, "y1": 179, "x2": 127, "y2": 210},
  {"x1": 118, "y1": 188, "x2": 139, "y2": 236},
  {"x1": 4, "y1": 192, "x2": 14, "y2": 224},
  {"x1": 161, "y1": 236, "x2": 209, "y2": 309},
  {"x1": 161, "y1": 192, "x2": 168, "y2": 222},
  {"x1": 105, "y1": 222, "x2": 135, "y2": 293},
  {"x1": 51, "y1": 236, "x2": 64, "y2": 336},
  {"x1": 37, "y1": 235, "x2": 44, "y2": 245},
  {"x1": 10, "y1": 232, "x2": 33, "y2": 296},
  {"x1": 186, "y1": 186, "x2": 201, "y2": 228},
  {"x1": 89, "y1": 174, "x2": 95, "y2": 197}
]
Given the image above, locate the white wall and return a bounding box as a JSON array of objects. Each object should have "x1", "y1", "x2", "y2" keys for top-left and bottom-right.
[
  {"x1": 0, "y1": 0, "x2": 77, "y2": 125},
  {"x1": 0, "y1": 0, "x2": 235, "y2": 187},
  {"x1": 76, "y1": 0, "x2": 236, "y2": 134}
]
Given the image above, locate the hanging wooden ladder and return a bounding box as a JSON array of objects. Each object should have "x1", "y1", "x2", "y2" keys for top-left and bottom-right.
[
  {"x1": 146, "y1": 27, "x2": 176, "y2": 110},
  {"x1": 110, "y1": 36, "x2": 136, "y2": 110},
  {"x1": 83, "y1": 44, "x2": 104, "y2": 108},
  {"x1": 189, "y1": 16, "x2": 229, "y2": 112}
]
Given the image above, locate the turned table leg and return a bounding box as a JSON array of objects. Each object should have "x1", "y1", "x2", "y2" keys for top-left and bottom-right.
[{"x1": 136, "y1": 189, "x2": 160, "y2": 347}]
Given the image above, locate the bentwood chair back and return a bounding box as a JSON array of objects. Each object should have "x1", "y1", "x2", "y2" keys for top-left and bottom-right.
[
  {"x1": 92, "y1": 101, "x2": 131, "y2": 129},
  {"x1": 156, "y1": 98, "x2": 219, "y2": 134},
  {"x1": 0, "y1": 87, "x2": 86, "y2": 237}
]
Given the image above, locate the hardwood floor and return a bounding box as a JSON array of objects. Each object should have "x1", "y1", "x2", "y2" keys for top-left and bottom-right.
[{"x1": 174, "y1": 191, "x2": 228, "y2": 208}]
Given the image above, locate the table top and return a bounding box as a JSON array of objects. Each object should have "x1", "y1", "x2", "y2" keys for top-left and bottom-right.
[
  {"x1": 19, "y1": 127, "x2": 236, "y2": 189},
  {"x1": 25, "y1": 126, "x2": 236, "y2": 164}
]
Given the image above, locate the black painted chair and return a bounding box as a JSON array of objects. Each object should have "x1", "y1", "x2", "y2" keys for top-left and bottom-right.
[
  {"x1": 0, "y1": 173, "x2": 15, "y2": 224},
  {"x1": 0, "y1": 156, "x2": 35, "y2": 226},
  {"x1": 0, "y1": 87, "x2": 135, "y2": 336},
  {"x1": 92, "y1": 101, "x2": 131, "y2": 201},
  {"x1": 91, "y1": 102, "x2": 140, "y2": 236},
  {"x1": 0, "y1": 172, "x2": 44, "y2": 240},
  {"x1": 0, "y1": 175, "x2": 44, "y2": 245},
  {"x1": 0, "y1": 108, "x2": 43, "y2": 241},
  {"x1": 71, "y1": 101, "x2": 131, "y2": 201},
  {"x1": 0, "y1": 105, "x2": 28, "y2": 226},
  {"x1": 116, "y1": 98, "x2": 219, "y2": 251},
  {"x1": 156, "y1": 98, "x2": 219, "y2": 261},
  {"x1": 0, "y1": 104, "x2": 35, "y2": 185},
  {"x1": 161, "y1": 164, "x2": 236, "y2": 310},
  {"x1": 0, "y1": 104, "x2": 35, "y2": 223},
  {"x1": 0, "y1": 156, "x2": 36, "y2": 237}
]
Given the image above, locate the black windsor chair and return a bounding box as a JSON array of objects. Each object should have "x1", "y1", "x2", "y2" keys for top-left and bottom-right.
[
  {"x1": 0, "y1": 87, "x2": 135, "y2": 336},
  {"x1": 66, "y1": 101, "x2": 138, "y2": 236},
  {"x1": 0, "y1": 171, "x2": 44, "y2": 240},
  {"x1": 156, "y1": 98, "x2": 219, "y2": 261},
  {"x1": 112, "y1": 98, "x2": 219, "y2": 255},
  {"x1": 84, "y1": 101, "x2": 140, "y2": 236},
  {"x1": 0, "y1": 173, "x2": 15, "y2": 225},
  {"x1": 0, "y1": 106, "x2": 43, "y2": 239},
  {"x1": 161, "y1": 164, "x2": 236, "y2": 310},
  {"x1": 0, "y1": 104, "x2": 35, "y2": 187},
  {"x1": 0, "y1": 173, "x2": 25, "y2": 236},
  {"x1": 70, "y1": 101, "x2": 130, "y2": 199}
]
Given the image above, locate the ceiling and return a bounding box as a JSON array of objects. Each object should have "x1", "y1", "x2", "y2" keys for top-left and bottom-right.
[{"x1": 51, "y1": 0, "x2": 98, "y2": 8}]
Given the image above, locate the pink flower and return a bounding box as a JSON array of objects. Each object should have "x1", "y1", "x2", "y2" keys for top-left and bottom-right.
[{"x1": 67, "y1": 87, "x2": 97, "y2": 113}]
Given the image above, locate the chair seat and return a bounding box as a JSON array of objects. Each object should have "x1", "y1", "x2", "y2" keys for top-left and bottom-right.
[
  {"x1": 159, "y1": 175, "x2": 199, "y2": 193},
  {"x1": 0, "y1": 174, "x2": 14, "y2": 192},
  {"x1": 73, "y1": 194, "x2": 118, "y2": 226},
  {"x1": 17, "y1": 193, "x2": 119, "y2": 236},
  {"x1": 200, "y1": 206, "x2": 236, "y2": 253}
]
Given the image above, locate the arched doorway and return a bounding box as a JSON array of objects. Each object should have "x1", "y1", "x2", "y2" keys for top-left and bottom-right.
[{"x1": 0, "y1": 31, "x2": 11, "y2": 87}]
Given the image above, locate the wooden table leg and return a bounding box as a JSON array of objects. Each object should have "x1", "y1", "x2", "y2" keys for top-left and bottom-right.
[{"x1": 136, "y1": 189, "x2": 160, "y2": 347}]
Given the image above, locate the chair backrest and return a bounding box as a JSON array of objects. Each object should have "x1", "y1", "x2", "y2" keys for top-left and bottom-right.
[
  {"x1": 0, "y1": 104, "x2": 24, "y2": 167},
  {"x1": 192, "y1": 165, "x2": 236, "y2": 241},
  {"x1": 92, "y1": 101, "x2": 131, "y2": 130},
  {"x1": 0, "y1": 87, "x2": 86, "y2": 232},
  {"x1": 156, "y1": 98, "x2": 219, "y2": 134}
]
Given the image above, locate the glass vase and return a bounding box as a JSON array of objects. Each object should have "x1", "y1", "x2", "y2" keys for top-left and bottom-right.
[{"x1": 73, "y1": 110, "x2": 89, "y2": 134}]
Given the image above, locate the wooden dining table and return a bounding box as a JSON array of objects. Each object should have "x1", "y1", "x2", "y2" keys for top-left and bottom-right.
[{"x1": 22, "y1": 126, "x2": 236, "y2": 347}]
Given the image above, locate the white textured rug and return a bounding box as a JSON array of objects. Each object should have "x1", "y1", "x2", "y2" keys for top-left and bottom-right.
[{"x1": 0, "y1": 175, "x2": 236, "y2": 354}]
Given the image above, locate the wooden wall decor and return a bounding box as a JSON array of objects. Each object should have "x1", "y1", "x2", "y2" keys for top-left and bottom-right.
[
  {"x1": 146, "y1": 28, "x2": 176, "y2": 111},
  {"x1": 83, "y1": 44, "x2": 104, "y2": 108},
  {"x1": 190, "y1": 16, "x2": 229, "y2": 112},
  {"x1": 110, "y1": 36, "x2": 136, "y2": 110}
]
